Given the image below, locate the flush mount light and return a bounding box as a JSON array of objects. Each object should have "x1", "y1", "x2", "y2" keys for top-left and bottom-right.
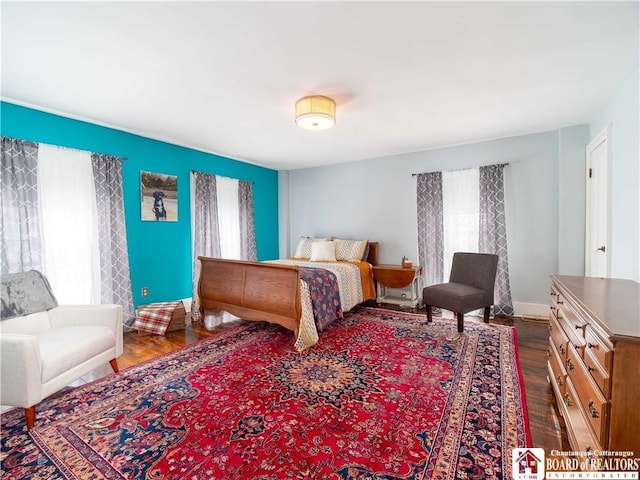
[{"x1": 295, "y1": 95, "x2": 336, "y2": 130}]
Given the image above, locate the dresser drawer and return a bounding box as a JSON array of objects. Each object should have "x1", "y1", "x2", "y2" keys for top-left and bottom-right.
[
  {"x1": 582, "y1": 347, "x2": 611, "y2": 398},
  {"x1": 563, "y1": 379, "x2": 603, "y2": 459},
  {"x1": 584, "y1": 326, "x2": 613, "y2": 374},
  {"x1": 549, "y1": 314, "x2": 569, "y2": 362},
  {"x1": 566, "y1": 344, "x2": 609, "y2": 445},
  {"x1": 558, "y1": 302, "x2": 587, "y2": 348},
  {"x1": 548, "y1": 341, "x2": 567, "y2": 396},
  {"x1": 550, "y1": 285, "x2": 562, "y2": 319},
  {"x1": 550, "y1": 285, "x2": 562, "y2": 305}
]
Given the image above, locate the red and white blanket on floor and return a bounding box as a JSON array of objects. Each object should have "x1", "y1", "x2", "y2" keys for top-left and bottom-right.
[{"x1": 135, "y1": 301, "x2": 183, "y2": 335}]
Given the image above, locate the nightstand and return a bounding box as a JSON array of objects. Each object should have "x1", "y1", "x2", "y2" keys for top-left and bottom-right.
[{"x1": 372, "y1": 264, "x2": 422, "y2": 307}]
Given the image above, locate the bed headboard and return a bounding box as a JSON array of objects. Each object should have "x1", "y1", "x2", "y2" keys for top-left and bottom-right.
[{"x1": 366, "y1": 242, "x2": 379, "y2": 266}]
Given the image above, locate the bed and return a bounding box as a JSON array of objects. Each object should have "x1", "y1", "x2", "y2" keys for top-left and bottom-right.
[{"x1": 197, "y1": 239, "x2": 378, "y2": 350}]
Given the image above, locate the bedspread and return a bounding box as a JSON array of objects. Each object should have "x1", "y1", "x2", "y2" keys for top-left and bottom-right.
[
  {"x1": 270, "y1": 259, "x2": 365, "y2": 312},
  {"x1": 299, "y1": 266, "x2": 342, "y2": 332},
  {"x1": 266, "y1": 259, "x2": 368, "y2": 351}
]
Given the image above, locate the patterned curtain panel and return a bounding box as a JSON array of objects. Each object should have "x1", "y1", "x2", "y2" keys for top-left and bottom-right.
[
  {"x1": 416, "y1": 172, "x2": 444, "y2": 288},
  {"x1": 191, "y1": 171, "x2": 222, "y2": 318},
  {"x1": 238, "y1": 180, "x2": 257, "y2": 261},
  {"x1": 0, "y1": 137, "x2": 43, "y2": 274},
  {"x1": 479, "y1": 164, "x2": 514, "y2": 316},
  {"x1": 91, "y1": 153, "x2": 136, "y2": 330}
]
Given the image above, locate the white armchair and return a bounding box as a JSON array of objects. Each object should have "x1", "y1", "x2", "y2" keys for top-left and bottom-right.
[{"x1": 0, "y1": 271, "x2": 123, "y2": 429}]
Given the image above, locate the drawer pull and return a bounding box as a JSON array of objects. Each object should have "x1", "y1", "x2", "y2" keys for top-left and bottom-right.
[
  {"x1": 588, "y1": 400, "x2": 600, "y2": 419},
  {"x1": 587, "y1": 342, "x2": 599, "y2": 350},
  {"x1": 587, "y1": 365, "x2": 595, "y2": 373},
  {"x1": 575, "y1": 324, "x2": 585, "y2": 330},
  {"x1": 566, "y1": 358, "x2": 575, "y2": 371},
  {"x1": 556, "y1": 375, "x2": 564, "y2": 387},
  {"x1": 564, "y1": 393, "x2": 572, "y2": 407},
  {"x1": 558, "y1": 344, "x2": 565, "y2": 355},
  {"x1": 547, "y1": 348, "x2": 551, "y2": 358}
]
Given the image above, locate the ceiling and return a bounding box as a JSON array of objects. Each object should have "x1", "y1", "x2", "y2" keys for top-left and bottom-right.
[{"x1": 2, "y1": 2, "x2": 638, "y2": 171}]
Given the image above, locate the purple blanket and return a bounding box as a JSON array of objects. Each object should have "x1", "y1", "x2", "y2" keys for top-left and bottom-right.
[{"x1": 299, "y1": 267, "x2": 342, "y2": 331}]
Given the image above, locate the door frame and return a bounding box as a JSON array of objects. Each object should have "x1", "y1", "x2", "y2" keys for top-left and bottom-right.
[{"x1": 584, "y1": 126, "x2": 611, "y2": 277}]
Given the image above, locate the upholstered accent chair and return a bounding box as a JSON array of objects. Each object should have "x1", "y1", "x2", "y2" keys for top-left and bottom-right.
[
  {"x1": 0, "y1": 271, "x2": 123, "y2": 429},
  {"x1": 422, "y1": 252, "x2": 499, "y2": 333}
]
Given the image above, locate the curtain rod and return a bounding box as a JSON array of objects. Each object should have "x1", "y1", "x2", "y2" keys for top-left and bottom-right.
[
  {"x1": 2, "y1": 136, "x2": 128, "y2": 161},
  {"x1": 41, "y1": 140, "x2": 128, "y2": 161},
  {"x1": 190, "y1": 170, "x2": 254, "y2": 184},
  {"x1": 411, "y1": 162, "x2": 509, "y2": 177}
]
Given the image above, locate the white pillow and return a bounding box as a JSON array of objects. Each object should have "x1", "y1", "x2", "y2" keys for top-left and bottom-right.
[{"x1": 310, "y1": 241, "x2": 337, "y2": 262}]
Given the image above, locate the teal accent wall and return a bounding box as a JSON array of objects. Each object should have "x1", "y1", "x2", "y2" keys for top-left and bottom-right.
[{"x1": 1, "y1": 101, "x2": 280, "y2": 306}]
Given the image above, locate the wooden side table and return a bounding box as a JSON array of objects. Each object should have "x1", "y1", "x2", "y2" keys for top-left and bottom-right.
[{"x1": 372, "y1": 264, "x2": 422, "y2": 307}]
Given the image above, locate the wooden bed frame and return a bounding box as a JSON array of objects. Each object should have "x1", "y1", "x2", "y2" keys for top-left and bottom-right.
[{"x1": 198, "y1": 242, "x2": 379, "y2": 335}]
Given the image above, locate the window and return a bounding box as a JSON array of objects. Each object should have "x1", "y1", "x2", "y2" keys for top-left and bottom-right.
[
  {"x1": 442, "y1": 168, "x2": 479, "y2": 275},
  {"x1": 38, "y1": 144, "x2": 101, "y2": 304}
]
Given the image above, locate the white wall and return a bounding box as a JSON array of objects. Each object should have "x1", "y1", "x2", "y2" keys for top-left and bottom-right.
[
  {"x1": 589, "y1": 67, "x2": 639, "y2": 282},
  {"x1": 281, "y1": 127, "x2": 590, "y2": 309},
  {"x1": 558, "y1": 125, "x2": 590, "y2": 275},
  {"x1": 278, "y1": 170, "x2": 291, "y2": 256}
]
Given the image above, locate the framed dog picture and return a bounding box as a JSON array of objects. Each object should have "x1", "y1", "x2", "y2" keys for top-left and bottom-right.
[{"x1": 140, "y1": 171, "x2": 178, "y2": 222}]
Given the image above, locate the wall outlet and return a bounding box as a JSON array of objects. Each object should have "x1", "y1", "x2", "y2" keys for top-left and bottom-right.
[{"x1": 141, "y1": 287, "x2": 148, "y2": 297}]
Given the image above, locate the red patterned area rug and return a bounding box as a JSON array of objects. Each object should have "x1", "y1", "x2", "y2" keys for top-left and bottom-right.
[{"x1": 1, "y1": 306, "x2": 530, "y2": 479}]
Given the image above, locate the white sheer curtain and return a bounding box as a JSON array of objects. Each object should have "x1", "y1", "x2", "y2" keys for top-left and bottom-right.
[
  {"x1": 442, "y1": 168, "x2": 479, "y2": 277},
  {"x1": 216, "y1": 175, "x2": 241, "y2": 260},
  {"x1": 37, "y1": 144, "x2": 101, "y2": 304}
]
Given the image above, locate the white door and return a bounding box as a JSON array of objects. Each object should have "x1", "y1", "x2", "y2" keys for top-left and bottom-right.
[{"x1": 585, "y1": 128, "x2": 610, "y2": 278}]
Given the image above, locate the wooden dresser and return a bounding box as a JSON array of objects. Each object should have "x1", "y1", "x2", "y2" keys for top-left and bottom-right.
[{"x1": 548, "y1": 275, "x2": 640, "y2": 457}]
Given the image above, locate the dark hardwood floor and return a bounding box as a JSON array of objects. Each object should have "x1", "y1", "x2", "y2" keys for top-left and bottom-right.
[
  {"x1": 119, "y1": 303, "x2": 569, "y2": 451},
  {"x1": 511, "y1": 315, "x2": 570, "y2": 451}
]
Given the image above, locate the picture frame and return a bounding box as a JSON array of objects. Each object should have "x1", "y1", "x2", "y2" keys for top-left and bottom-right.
[{"x1": 140, "y1": 171, "x2": 178, "y2": 222}]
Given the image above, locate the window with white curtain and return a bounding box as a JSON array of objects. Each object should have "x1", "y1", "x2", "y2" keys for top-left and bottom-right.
[
  {"x1": 2, "y1": 136, "x2": 135, "y2": 326},
  {"x1": 215, "y1": 175, "x2": 242, "y2": 259},
  {"x1": 37, "y1": 144, "x2": 101, "y2": 304},
  {"x1": 442, "y1": 168, "x2": 479, "y2": 276},
  {"x1": 190, "y1": 171, "x2": 257, "y2": 318},
  {"x1": 416, "y1": 163, "x2": 513, "y2": 317}
]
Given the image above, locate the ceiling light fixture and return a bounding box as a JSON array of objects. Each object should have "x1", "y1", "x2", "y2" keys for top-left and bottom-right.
[{"x1": 295, "y1": 95, "x2": 336, "y2": 130}]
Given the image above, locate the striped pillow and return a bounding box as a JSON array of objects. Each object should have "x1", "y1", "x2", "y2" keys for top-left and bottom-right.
[{"x1": 335, "y1": 239, "x2": 368, "y2": 262}]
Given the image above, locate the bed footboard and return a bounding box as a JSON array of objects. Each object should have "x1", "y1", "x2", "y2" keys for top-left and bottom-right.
[{"x1": 198, "y1": 257, "x2": 302, "y2": 333}]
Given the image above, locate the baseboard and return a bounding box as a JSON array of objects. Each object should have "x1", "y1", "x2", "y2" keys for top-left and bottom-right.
[{"x1": 513, "y1": 302, "x2": 549, "y2": 320}]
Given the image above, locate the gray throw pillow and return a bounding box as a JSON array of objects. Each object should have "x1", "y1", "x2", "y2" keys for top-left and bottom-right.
[{"x1": 0, "y1": 270, "x2": 58, "y2": 320}]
